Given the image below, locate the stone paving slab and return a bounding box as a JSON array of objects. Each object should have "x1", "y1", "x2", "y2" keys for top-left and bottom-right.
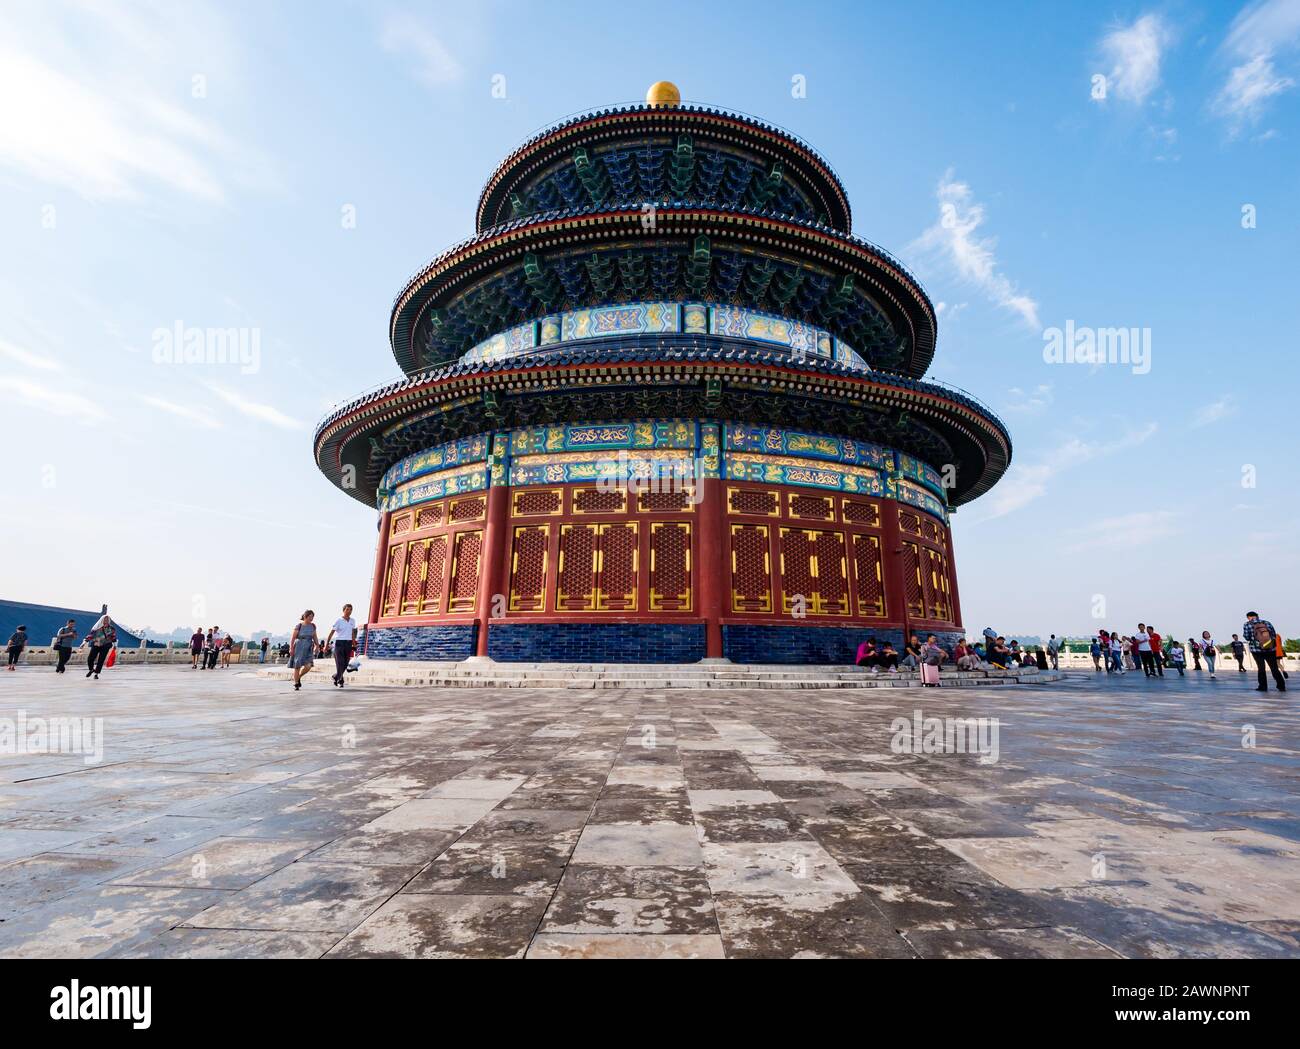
[{"x1": 0, "y1": 665, "x2": 1298, "y2": 958}]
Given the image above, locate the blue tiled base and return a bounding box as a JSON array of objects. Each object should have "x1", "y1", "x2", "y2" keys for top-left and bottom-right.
[
  {"x1": 487, "y1": 623, "x2": 705, "y2": 663},
  {"x1": 722, "y1": 624, "x2": 907, "y2": 665},
  {"x1": 722, "y1": 625, "x2": 968, "y2": 664},
  {"x1": 367, "y1": 624, "x2": 478, "y2": 661}
]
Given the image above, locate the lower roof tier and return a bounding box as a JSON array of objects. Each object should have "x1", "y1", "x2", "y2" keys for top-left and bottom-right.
[{"x1": 315, "y1": 341, "x2": 1010, "y2": 510}]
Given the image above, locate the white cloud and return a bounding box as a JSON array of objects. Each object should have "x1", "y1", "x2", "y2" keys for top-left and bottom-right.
[
  {"x1": 206, "y1": 383, "x2": 303, "y2": 430},
  {"x1": 1193, "y1": 395, "x2": 1237, "y2": 427},
  {"x1": 910, "y1": 173, "x2": 1040, "y2": 330},
  {"x1": 1097, "y1": 14, "x2": 1173, "y2": 105},
  {"x1": 1213, "y1": 0, "x2": 1300, "y2": 129},
  {"x1": 970, "y1": 422, "x2": 1158, "y2": 523},
  {"x1": 1066, "y1": 510, "x2": 1179, "y2": 552},
  {"x1": 137, "y1": 394, "x2": 222, "y2": 430},
  {"x1": 380, "y1": 12, "x2": 464, "y2": 87},
  {"x1": 0, "y1": 1, "x2": 269, "y2": 202},
  {"x1": 0, "y1": 376, "x2": 107, "y2": 425},
  {"x1": 0, "y1": 337, "x2": 60, "y2": 372},
  {"x1": 1004, "y1": 384, "x2": 1054, "y2": 414}
]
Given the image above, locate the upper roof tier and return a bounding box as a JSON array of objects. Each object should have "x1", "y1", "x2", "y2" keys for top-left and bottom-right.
[{"x1": 475, "y1": 101, "x2": 853, "y2": 234}]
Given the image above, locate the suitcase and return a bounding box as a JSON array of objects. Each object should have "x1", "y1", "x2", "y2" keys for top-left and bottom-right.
[{"x1": 920, "y1": 662, "x2": 940, "y2": 687}]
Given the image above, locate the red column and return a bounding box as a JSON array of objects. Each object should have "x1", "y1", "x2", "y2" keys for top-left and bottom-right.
[
  {"x1": 945, "y1": 516, "x2": 964, "y2": 631},
  {"x1": 697, "y1": 476, "x2": 726, "y2": 658},
  {"x1": 474, "y1": 483, "x2": 510, "y2": 657},
  {"x1": 365, "y1": 510, "x2": 391, "y2": 654},
  {"x1": 880, "y1": 500, "x2": 909, "y2": 642}
]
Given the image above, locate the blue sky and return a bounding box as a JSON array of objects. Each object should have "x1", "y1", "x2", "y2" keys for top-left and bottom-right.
[{"x1": 1, "y1": 0, "x2": 1296, "y2": 641}]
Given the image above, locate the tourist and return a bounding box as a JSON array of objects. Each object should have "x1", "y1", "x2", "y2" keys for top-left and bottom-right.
[
  {"x1": 1109, "y1": 634, "x2": 1124, "y2": 673},
  {"x1": 220, "y1": 634, "x2": 233, "y2": 668},
  {"x1": 901, "y1": 634, "x2": 924, "y2": 669},
  {"x1": 856, "y1": 636, "x2": 880, "y2": 670},
  {"x1": 54, "y1": 619, "x2": 77, "y2": 673},
  {"x1": 1121, "y1": 635, "x2": 1135, "y2": 671},
  {"x1": 1089, "y1": 637, "x2": 1102, "y2": 672},
  {"x1": 1046, "y1": 634, "x2": 1061, "y2": 670},
  {"x1": 324, "y1": 603, "x2": 359, "y2": 688},
  {"x1": 1167, "y1": 641, "x2": 1187, "y2": 676},
  {"x1": 1188, "y1": 638, "x2": 1202, "y2": 672},
  {"x1": 202, "y1": 628, "x2": 215, "y2": 669},
  {"x1": 81, "y1": 615, "x2": 116, "y2": 679},
  {"x1": 1035, "y1": 647, "x2": 1049, "y2": 671},
  {"x1": 919, "y1": 634, "x2": 945, "y2": 685},
  {"x1": 1134, "y1": 624, "x2": 1155, "y2": 677},
  {"x1": 289, "y1": 610, "x2": 318, "y2": 691},
  {"x1": 1147, "y1": 625, "x2": 1165, "y2": 677},
  {"x1": 1243, "y1": 611, "x2": 1286, "y2": 692},
  {"x1": 1230, "y1": 634, "x2": 1246, "y2": 673},
  {"x1": 877, "y1": 642, "x2": 900, "y2": 672},
  {"x1": 6, "y1": 625, "x2": 28, "y2": 669},
  {"x1": 189, "y1": 627, "x2": 204, "y2": 669},
  {"x1": 954, "y1": 639, "x2": 980, "y2": 671},
  {"x1": 260, "y1": 636, "x2": 269, "y2": 664},
  {"x1": 209, "y1": 626, "x2": 224, "y2": 670},
  {"x1": 988, "y1": 637, "x2": 1012, "y2": 669},
  {"x1": 1201, "y1": 630, "x2": 1217, "y2": 679}
]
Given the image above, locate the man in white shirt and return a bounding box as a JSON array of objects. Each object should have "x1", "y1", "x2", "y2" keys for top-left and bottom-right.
[
  {"x1": 324, "y1": 604, "x2": 358, "y2": 688},
  {"x1": 1134, "y1": 623, "x2": 1154, "y2": 677}
]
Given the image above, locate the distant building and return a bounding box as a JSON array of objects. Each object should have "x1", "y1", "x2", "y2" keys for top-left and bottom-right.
[{"x1": 0, "y1": 599, "x2": 160, "y2": 648}]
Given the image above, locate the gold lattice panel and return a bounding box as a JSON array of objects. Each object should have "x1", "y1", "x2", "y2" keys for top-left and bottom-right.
[
  {"x1": 596, "y1": 522, "x2": 638, "y2": 611},
  {"x1": 449, "y1": 496, "x2": 487, "y2": 523},
  {"x1": 730, "y1": 524, "x2": 772, "y2": 613},
  {"x1": 422, "y1": 534, "x2": 448, "y2": 614},
  {"x1": 390, "y1": 512, "x2": 413, "y2": 536},
  {"x1": 512, "y1": 488, "x2": 563, "y2": 516},
  {"x1": 417, "y1": 503, "x2": 444, "y2": 530},
  {"x1": 555, "y1": 524, "x2": 596, "y2": 611},
  {"x1": 813, "y1": 530, "x2": 850, "y2": 615},
  {"x1": 902, "y1": 541, "x2": 925, "y2": 618},
  {"x1": 448, "y1": 530, "x2": 483, "y2": 613},
  {"x1": 401, "y1": 540, "x2": 429, "y2": 615},
  {"x1": 841, "y1": 498, "x2": 881, "y2": 528},
  {"x1": 788, "y1": 493, "x2": 834, "y2": 521},
  {"x1": 778, "y1": 528, "x2": 817, "y2": 615},
  {"x1": 851, "y1": 533, "x2": 885, "y2": 617},
  {"x1": 639, "y1": 489, "x2": 695, "y2": 513},
  {"x1": 509, "y1": 524, "x2": 551, "y2": 612},
  {"x1": 573, "y1": 487, "x2": 626, "y2": 515},
  {"x1": 382, "y1": 543, "x2": 407, "y2": 618},
  {"x1": 899, "y1": 511, "x2": 923, "y2": 535},
  {"x1": 649, "y1": 521, "x2": 692, "y2": 611},
  {"x1": 728, "y1": 487, "x2": 779, "y2": 517}
]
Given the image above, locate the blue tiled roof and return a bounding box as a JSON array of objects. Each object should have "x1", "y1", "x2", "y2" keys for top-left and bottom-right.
[{"x1": 0, "y1": 599, "x2": 157, "y2": 648}]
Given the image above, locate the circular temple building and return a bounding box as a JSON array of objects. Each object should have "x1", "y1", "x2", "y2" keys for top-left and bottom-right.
[{"x1": 314, "y1": 84, "x2": 1011, "y2": 664}]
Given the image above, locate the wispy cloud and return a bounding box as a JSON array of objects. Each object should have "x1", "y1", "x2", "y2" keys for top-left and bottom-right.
[
  {"x1": 1212, "y1": 2, "x2": 1300, "y2": 130},
  {"x1": 910, "y1": 172, "x2": 1040, "y2": 330},
  {"x1": 137, "y1": 394, "x2": 222, "y2": 430},
  {"x1": 1004, "y1": 384, "x2": 1054, "y2": 414},
  {"x1": 1096, "y1": 13, "x2": 1173, "y2": 105},
  {"x1": 380, "y1": 12, "x2": 464, "y2": 87},
  {"x1": 206, "y1": 382, "x2": 303, "y2": 430},
  {"x1": 0, "y1": 337, "x2": 60, "y2": 372},
  {"x1": 1193, "y1": 395, "x2": 1238, "y2": 427},
  {"x1": 1065, "y1": 510, "x2": 1179, "y2": 552},
  {"x1": 0, "y1": 1, "x2": 269, "y2": 202},
  {"x1": 0, "y1": 376, "x2": 107, "y2": 425},
  {"x1": 970, "y1": 422, "x2": 1158, "y2": 523}
]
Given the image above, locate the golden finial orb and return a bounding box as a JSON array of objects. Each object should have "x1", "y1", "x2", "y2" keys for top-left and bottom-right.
[{"x1": 645, "y1": 81, "x2": 682, "y2": 108}]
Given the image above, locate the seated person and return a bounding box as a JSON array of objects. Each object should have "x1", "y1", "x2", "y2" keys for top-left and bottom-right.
[
  {"x1": 987, "y1": 637, "x2": 1012, "y2": 668},
  {"x1": 876, "y1": 643, "x2": 900, "y2": 671},
  {"x1": 953, "y1": 639, "x2": 981, "y2": 671},
  {"x1": 855, "y1": 637, "x2": 879, "y2": 668},
  {"x1": 921, "y1": 635, "x2": 947, "y2": 666},
  {"x1": 901, "y1": 634, "x2": 924, "y2": 669}
]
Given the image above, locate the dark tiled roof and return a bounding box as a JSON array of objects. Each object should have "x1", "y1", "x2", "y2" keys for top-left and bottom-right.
[{"x1": 0, "y1": 599, "x2": 155, "y2": 648}]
